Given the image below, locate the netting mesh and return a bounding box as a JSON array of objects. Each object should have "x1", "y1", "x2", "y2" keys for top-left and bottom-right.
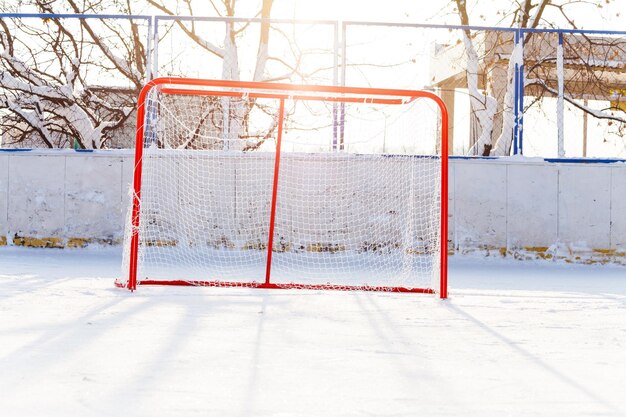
[{"x1": 121, "y1": 82, "x2": 443, "y2": 292}]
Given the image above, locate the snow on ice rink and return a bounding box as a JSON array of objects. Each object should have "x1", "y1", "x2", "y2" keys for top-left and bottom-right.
[{"x1": 1, "y1": 246, "x2": 625, "y2": 417}]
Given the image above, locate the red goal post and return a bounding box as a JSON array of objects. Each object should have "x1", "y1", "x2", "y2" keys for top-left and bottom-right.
[{"x1": 118, "y1": 77, "x2": 449, "y2": 298}]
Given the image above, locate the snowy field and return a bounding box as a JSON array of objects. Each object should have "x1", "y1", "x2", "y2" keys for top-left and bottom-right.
[{"x1": 1, "y1": 246, "x2": 625, "y2": 417}]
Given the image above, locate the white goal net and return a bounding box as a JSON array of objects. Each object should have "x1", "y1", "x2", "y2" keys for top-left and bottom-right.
[{"x1": 119, "y1": 78, "x2": 448, "y2": 296}]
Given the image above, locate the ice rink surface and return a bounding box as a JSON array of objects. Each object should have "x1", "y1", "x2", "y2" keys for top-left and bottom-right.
[{"x1": 1, "y1": 246, "x2": 625, "y2": 417}]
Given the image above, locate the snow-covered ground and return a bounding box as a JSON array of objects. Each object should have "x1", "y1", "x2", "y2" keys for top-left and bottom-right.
[{"x1": 1, "y1": 246, "x2": 625, "y2": 417}]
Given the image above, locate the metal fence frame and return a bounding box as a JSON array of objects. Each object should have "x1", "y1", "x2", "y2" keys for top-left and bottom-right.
[{"x1": 2, "y1": 13, "x2": 626, "y2": 157}]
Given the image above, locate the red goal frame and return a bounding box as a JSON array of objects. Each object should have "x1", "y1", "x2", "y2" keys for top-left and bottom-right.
[{"x1": 119, "y1": 77, "x2": 449, "y2": 298}]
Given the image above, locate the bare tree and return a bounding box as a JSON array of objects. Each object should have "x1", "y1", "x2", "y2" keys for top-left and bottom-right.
[
  {"x1": 449, "y1": 0, "x2": 626, "y2": 156},
  {"x1": 142, "y1": 0, "x2": 332, "y2": 151},
  {"x1": 149, "y1": 0, "x2": 279, "y2": 150},
  {"x1": 0, "y1": 0, "x2": 333, "y2": 150},
  {"x1": 0, "y1": 0, "x2": 146, "y2": 149}
]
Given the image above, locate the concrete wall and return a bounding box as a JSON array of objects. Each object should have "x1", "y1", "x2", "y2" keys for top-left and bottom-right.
[
  {"x1": 0, "y1": 150, "x2": 133, "y2": 247},
  {"x1": 0, "y1": 150, "x2": 624, "y2": 262},
  {"x1": 451, "y1": 158, "x2": 626, "y2": 261}
]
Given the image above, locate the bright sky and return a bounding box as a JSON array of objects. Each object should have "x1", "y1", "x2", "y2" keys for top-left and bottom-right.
[
  {"x1": 102, "y1": 0, "x2": 626, "y2": 30},
  {"x1": 9, "y1": 0, "x2": 626, "y2": 157},
  {"x1": 274, "y1": 0, "x2": 624, "y2": 30},
  {"x1": 10, "y1": 0, "x2": 624, "y2": 30}
]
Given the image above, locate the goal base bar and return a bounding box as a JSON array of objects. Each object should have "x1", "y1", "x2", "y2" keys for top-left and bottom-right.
[{"x1": 116, "y1": 279, "x2": 435, "y2": 294}]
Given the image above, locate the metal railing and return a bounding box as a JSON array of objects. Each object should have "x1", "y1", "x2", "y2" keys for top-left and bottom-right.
[{"x1": 1, "y1": 13, "x2": 625, "y2": 158}]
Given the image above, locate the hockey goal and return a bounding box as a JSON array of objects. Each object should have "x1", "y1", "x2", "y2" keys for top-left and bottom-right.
[{"x1": 117, "y1": 78, "x2": 448, "y2": 297}]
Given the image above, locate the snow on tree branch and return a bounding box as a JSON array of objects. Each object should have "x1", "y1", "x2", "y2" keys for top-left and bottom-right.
[{"x1": 526, "y1": 77, "x2": 626, "y2": 124}]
